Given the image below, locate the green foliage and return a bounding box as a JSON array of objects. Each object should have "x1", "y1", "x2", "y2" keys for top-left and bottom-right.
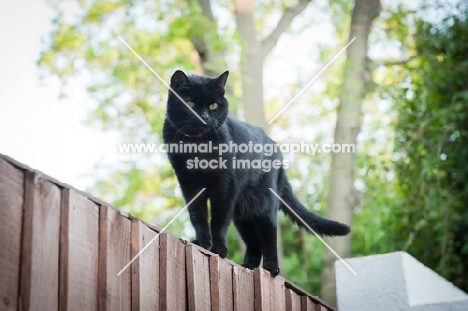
[
  {"x1": 391, "y1": 13, "x2": 468, "y2": 291},
  {"x1": 360, "y1": 9, "x2": 468, "y2": 291}
]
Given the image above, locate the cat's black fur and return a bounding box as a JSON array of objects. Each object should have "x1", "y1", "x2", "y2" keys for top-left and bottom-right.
[{"x1": 163, "y1": 70, "x2": 350, "y2": 276}]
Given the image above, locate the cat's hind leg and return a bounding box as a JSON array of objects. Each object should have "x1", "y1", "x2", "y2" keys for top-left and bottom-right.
[
  {"x1": 234, "y1": 216, "x2": 262, "y2": 270},
  {"x1": 256, "y1": 214, "x2": 280, "y2": 276}
]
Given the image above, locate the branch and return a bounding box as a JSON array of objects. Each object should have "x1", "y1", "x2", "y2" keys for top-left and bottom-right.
[
  {"x1": 235, "y1": 0, "x2": 257, "y2": 49},
  {"x1": 260, "y1": 0, "x2": 312, "y2": 57},
  {"x1": 190, "y1": 0, "x2": 215, "y2": 61},
  {"x1": 196, "y1": 0, "x2": 215, "y2": 21},
  {"x1": 370, "y1": 55, "x2": 418, "y2": 70},
  {"x1": 190, "y1": 0, "x2": 225, "y2": 75}
]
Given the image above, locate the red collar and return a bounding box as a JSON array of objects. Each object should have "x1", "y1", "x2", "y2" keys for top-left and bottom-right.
[{"x1": 181, "y1": 131, "x2": 203, "y2": 138}]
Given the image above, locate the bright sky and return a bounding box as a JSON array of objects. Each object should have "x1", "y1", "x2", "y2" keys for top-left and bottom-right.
[{"x1": 0, "y1": 0, "x2": 119, "y2": 190}]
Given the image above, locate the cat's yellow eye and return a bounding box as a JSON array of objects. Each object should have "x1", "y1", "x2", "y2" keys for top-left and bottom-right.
[
  {"x1": 186, "y1": 101, "x2": 195, "y2": 108},
  {"x1": 209, "y1": 103, "x2": 218, "y2": 111}
]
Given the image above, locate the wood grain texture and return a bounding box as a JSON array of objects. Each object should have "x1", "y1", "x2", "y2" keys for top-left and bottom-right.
[
  {"x1": 233, "y1": 265, "x2": 254, "y2": 311},
  {"x1": 98, "y1": 205, "x2": 132, "y2": 311},
  {"x1": 270, "y1": 270, "x2": 286, "y2": 310},
  {"x1": 186, "y1": 244, "x2": 211, "y2": 311},
  {"x1": 159, "y1": 233, "x2": 186, "y2": 311},
  {"x1": 210, "y1": 255, "x2": 233, "y2": 311},
  {"x1": 285, "y1": 289, "x2": 302, "y2": 311},
  {"x1": 131, "y1": 220, "x2": 159, "y2": 311},
  {"x1": 59, "y1": 188, "x2": 99, "y2": 311},
  {"x1": 254, "y1": 268, "x2": 286, "y2": 311},
  {"x1": 20, "y1": 172, "x2": 61, "y2": 311},
  {"x1": 0, "y1": 158, "x2": 24, "y2": 311}
]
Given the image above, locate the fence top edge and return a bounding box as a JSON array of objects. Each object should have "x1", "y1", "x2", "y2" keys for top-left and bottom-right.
[
  {"x1": 0, "y1": 152, "x2": 131, "y2": 219},
  {"x1": 284, "y1": 280, "x2": 335, "y2": 310},
  {"x1": 187, "y1": 241, "x2": 251, "y2": 272}
]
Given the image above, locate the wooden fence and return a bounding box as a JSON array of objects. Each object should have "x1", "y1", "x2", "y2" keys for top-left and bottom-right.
[{"x1": 0, "y1": 153, "x2": 335, "y2": 311}]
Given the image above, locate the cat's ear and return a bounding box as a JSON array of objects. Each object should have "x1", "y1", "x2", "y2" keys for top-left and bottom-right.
[
  {"x1": 171, "y1": 70, "x2": 191, "y2": 88},
  {"x1": 214, "y1": 71, "x2": 229, "y2": 89}
]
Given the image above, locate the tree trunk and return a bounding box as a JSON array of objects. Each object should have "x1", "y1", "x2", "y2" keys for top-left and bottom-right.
[
  {"x1": 234, "y1": 0, "x2": 311, "y2": 129},
  {"x1": 190, "y1": 0, "x2": 227, "y2": 76},
  {"x1": 233, "y1": 0, "x2": 312, "y2": 275},
  {"x1": 234, "y1": 0, "x2": 267, "y2": 129},
  {"x1": 321, "y1": 0, "x2": 381, "y2": 306}
]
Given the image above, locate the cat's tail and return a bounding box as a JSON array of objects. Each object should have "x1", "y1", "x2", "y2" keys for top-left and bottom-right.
[{"x1": 276, "y1": 169, "x2": 350, "y2": 236}]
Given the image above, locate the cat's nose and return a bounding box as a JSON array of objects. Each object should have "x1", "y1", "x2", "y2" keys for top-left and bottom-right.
[{"x1": 201, "y1": 111, "x2": 210, "y2": 122}]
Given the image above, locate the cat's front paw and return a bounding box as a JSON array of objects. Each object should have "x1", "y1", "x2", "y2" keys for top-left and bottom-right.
[
  {"x1": 263, "y1": 262, "x2": 280, "y2": 277},
  {"x1": 210, "y1": 243, "x2": 228, "y2": 258},
  {"x1": 192, "y1": 239, "x2": 212, "y2": 250}
]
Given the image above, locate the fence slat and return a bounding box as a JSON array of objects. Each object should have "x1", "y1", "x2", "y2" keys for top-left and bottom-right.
[
  {"x1": 254, "y1": 268, "x2": 286, "y2": 311},
  {"x1": 286, "y1": 280, "x2": 334, "y2": 310},
  {"x1": 186, "y1": 244, "x2": 211, "y2": 311},
  {"x1": 159, "y1": 233, "x2": 186, "y2": 310},
  {"x1": 210, "y1": 255, "x2": 234, "y2": 311},
  {"x1": 131, "y1": 220, "x2": 159, "y2": 311},
  {"x1": 233, "y1": 265, "x2": 254, "y2": 311},
  {"x1": 0, "y1": 158, "x2": 24, "y2": 311},
  {"x1": 286, "y1": 288, "x2": 302, "y2": 311},
  {"x1": 301, "y1": 296, "x2": 325, "y2": 311},
  {"x1": 301, "y1": 296, "x2": 312, "y2": 311},
  {"x1": 59, "y1": 188, "x2": 99, "y2": 311},
  {"x1": 20, "y1": 173, "x2": 61, "y2": 310},
  {"x1": 98, "y1": 205, "x2": 132, "y2": 311}
]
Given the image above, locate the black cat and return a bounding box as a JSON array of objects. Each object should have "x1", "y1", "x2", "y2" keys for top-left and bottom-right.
[{"x1": 162, "y1": 70, "x2": 350, "y2": 276}]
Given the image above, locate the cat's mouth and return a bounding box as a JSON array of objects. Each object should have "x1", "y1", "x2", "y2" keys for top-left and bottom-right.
[{"x1": 177, "y1": 121, "x2": 219, "y2": 139}]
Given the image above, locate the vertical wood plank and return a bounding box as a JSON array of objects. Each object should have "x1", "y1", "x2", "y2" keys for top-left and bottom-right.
[
  {"x1": 303, "y1": 296, "x2": 328, "y2": 311},
  {"x1": 131, "y1": 220, "x2": 159, "y2": 311},
  {"x1": 159, "y1": 233, "x2": 186, "y2": 311},
  {"x1": 254, "y1": 268, "x2": 269, "y2": 311},
  {"x1": 285, "y1": 281, "x2": 335, "y2": 311},
  {"x1": 210, "y1": 256, "x2": 233, "y2": 311},
  {"x1": 254, "y1": 268, "x2": 286, "y2": 311},
  {"x1": 98, "y1": 205, "x2": 132, "y2": 311},
  {"x1": 271, "y1": 271, "x2": 286, "y2": 310},
  {"x1": 59, "y1": 188, "x2": 99, "y2": 311},
  {"x1": 186, "y1": 244, "x2": 211, "y2": 311},
  {"x1": 301, "y1": 296, "x2": 315, "y2": 311},
  {"x1": 286, "y1": 289, "x2": 302, "y2": 311},
  {"x1": 0, "y1": 158, "x2": 24, "y2": 311},
  {"x1": 20, "y1": 172, "x2": 61, "y2": 310},
  {"x1": 233, "y1": 266, "x2": 254, "y2": 311}
]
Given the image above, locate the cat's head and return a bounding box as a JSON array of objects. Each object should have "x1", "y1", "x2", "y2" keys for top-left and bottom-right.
[{"x1": 166, "y1": 70, "x2": 229, "y2": 138}]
